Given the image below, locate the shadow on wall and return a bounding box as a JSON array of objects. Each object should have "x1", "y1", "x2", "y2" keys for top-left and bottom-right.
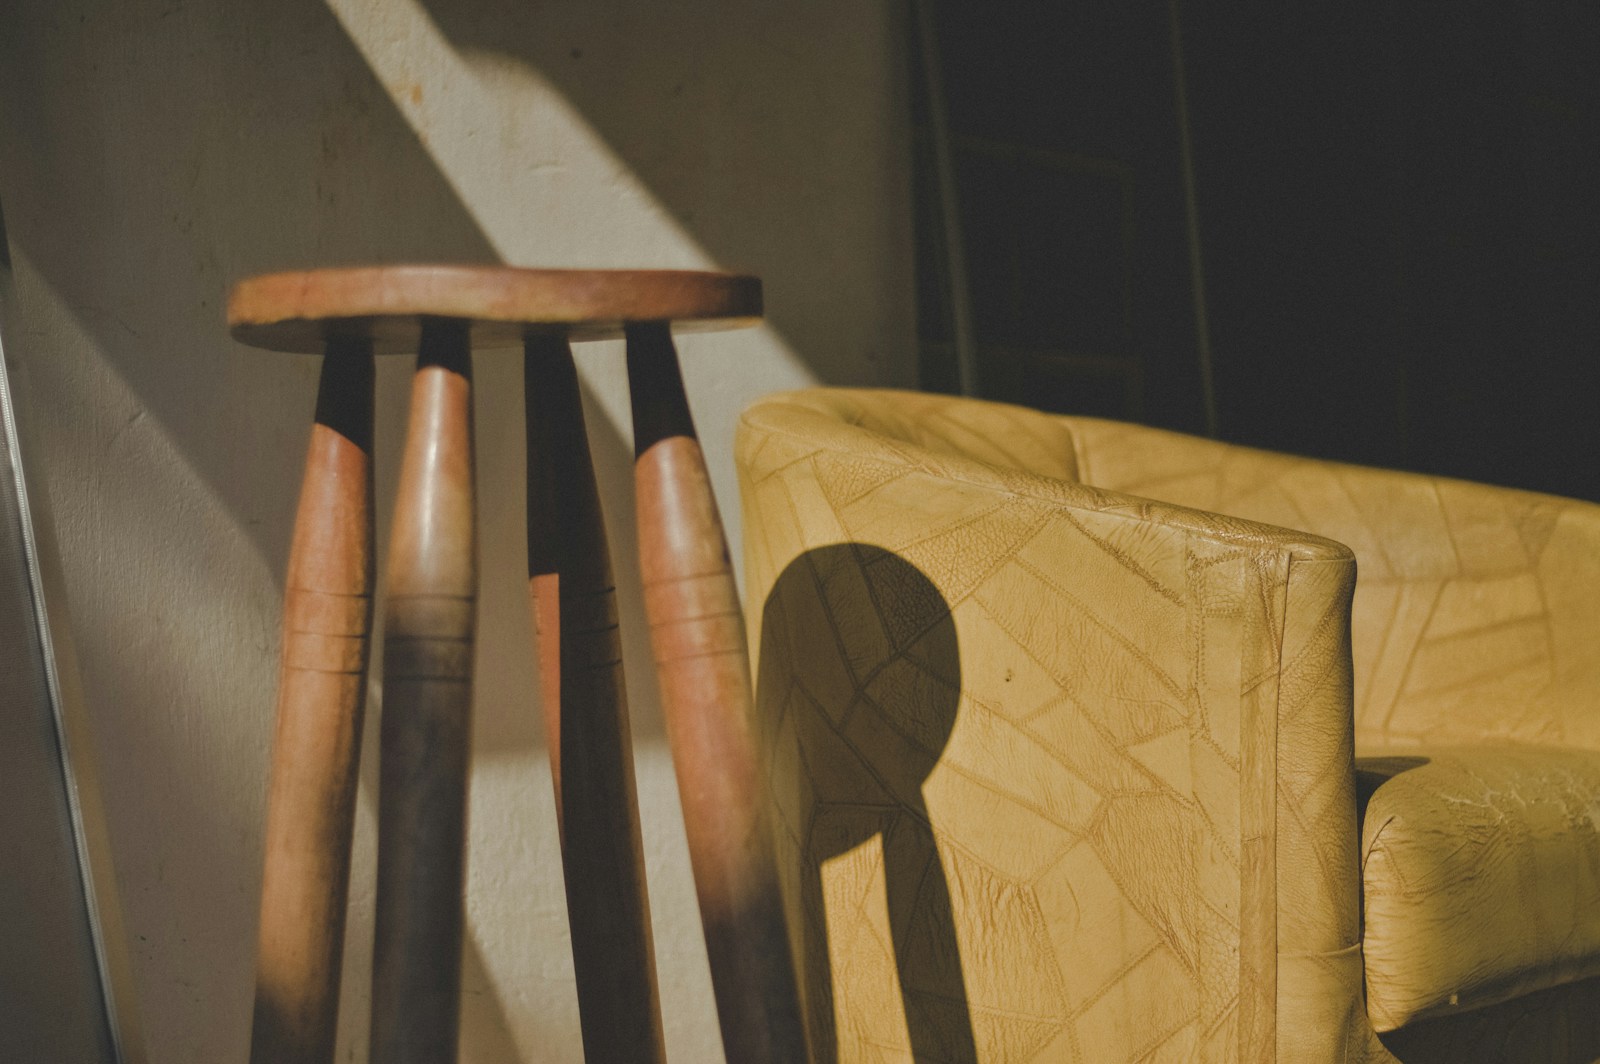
[{"x1": 756, "y1": 543, "x2": 977, "y2": 1064}]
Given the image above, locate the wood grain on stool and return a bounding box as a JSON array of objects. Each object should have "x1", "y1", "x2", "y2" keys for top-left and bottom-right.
[
  {"x1": 371, "y1": 320, "x2": 477, "y2": 1064},
  {"x1": 526, "y1": 336, "x2": 665, "y2": 1064},
  {"x1": 626, "y1": 322, "x2": 809, "y2": 1064},
  {"x1": 250, "y1": 342, "x2": 375, "y2": 1064}
]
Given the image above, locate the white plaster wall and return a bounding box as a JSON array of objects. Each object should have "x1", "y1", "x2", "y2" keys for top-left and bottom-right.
[{"x1": 0, "y1": 1, "x2": 914, "y2": 1060}]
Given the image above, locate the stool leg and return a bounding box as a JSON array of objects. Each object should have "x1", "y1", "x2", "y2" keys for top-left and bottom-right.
[
  {"x1": 250, "y1": 342, "x2": 375, "y2": 1064},
  {"x1": 371, "y1": 321, "x2": 476, "y2": 1064},
  {"x1": 625, "y1": 323, "x2": 808, "y2": 1063},
  {"x1": 526, "y1": 336, "x2": 666, "y2": 1063}
]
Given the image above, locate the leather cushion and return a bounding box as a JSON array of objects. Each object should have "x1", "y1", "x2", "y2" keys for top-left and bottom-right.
[{"x1": 1360, "y1": 746, "x2": 1600, "y2": 1031}]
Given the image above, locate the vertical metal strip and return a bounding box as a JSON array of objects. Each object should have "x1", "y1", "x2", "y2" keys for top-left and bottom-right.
[{"x1": 0, "y1": 321, "x2": 146, "y2": 1063}]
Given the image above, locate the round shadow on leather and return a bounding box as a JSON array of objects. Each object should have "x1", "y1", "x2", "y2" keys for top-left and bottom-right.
[{"x1": 756, "y1": 543, "x2": 976, "y2": 1064}]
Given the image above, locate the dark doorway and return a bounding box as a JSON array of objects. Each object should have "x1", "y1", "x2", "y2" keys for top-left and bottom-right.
[{"x1": 914, "y1": 1, "x2": 1600, "y2": 501}]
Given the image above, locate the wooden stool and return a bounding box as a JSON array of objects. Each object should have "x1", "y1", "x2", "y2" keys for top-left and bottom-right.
[{"x1": 229, "y1": 266, "x2": 806, "y2": 1064}]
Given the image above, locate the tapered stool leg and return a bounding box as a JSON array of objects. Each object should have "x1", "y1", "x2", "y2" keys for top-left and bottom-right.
[
  {"x1": 625, "y1": 323, "x2": 808, "y2": 1064},
  {"x1": 526, "y1": 336, "x2": 666, "y2": 1063},
  {"x1": 371, "y1": 321, "x2": 477, "y2": 1064},
  {"x1": 250, "y1": 342, "x2": 375, "y2": 1064}
]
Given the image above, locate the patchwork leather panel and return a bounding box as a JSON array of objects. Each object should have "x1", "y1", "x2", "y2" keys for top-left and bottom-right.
[
  {"x1": 1061, "y1": 417, "x2": 1600, "y2": 756},
  {"x1": 1360, "y1": 746, "x2": 1600, "y2": 1030},
  {"x1": 737, "y1": 390, "x2": 1377, "y2": 1063}
]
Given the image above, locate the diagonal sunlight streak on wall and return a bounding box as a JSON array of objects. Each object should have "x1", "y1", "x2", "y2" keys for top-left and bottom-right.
[{"x1": 322, "y1": 0, "x2": 818, "y2": 447}]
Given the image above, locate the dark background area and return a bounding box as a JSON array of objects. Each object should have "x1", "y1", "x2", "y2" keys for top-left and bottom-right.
[{"x1": 915, "y1": 1, "x2": 1600, "y2": 501}]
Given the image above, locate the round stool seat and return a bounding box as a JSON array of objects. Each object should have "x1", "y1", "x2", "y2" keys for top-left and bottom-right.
[{"x1": 228, "y1": 264, "x2": 763, "y2": 353}]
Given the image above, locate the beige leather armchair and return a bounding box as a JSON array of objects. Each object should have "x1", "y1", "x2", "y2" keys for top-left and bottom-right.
[{"x1": 735, "y1": 388, "x2": 1600, "y2": 1064}]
